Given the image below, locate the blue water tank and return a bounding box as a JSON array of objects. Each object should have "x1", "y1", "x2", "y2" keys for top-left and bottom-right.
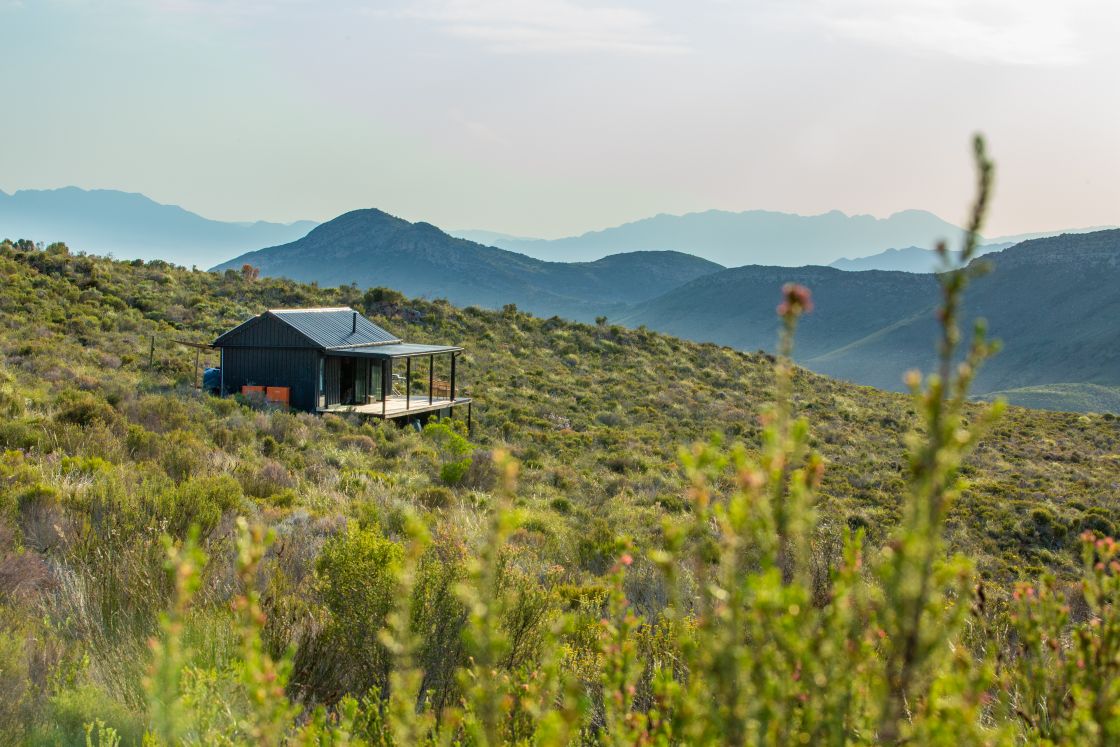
[{"x1": 202, "y1": 367, "x2": 221, "y2": 394}]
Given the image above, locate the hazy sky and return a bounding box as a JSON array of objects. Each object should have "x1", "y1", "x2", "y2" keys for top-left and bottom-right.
[{"x1": 2, "y1": 0, "x2": 1118, "y2": 237}]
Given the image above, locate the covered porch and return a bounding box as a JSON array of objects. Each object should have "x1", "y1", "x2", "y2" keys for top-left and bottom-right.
[{"x1": 317, "y1": 342, "x2": 471, "y2": 424}]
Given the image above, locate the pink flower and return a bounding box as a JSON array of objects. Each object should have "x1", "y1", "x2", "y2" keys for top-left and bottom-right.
[
  {"x1": 620, "y1": 553, "x2": 633, "y2": 567},
  {"x1": 777, "y1": 283, "x2": 814, "y2": 318}
]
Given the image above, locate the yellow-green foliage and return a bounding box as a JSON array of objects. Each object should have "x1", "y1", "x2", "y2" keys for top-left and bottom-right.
[
  {"x1": 316, "y1": 523, "x2": 403, "y2": 697},
  {"x1": 1, "y1": 143, "x2": 1120, "y2": 743}
]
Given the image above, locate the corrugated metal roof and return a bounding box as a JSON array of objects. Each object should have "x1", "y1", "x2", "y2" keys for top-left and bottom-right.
[
  {"x1": 329, "y1": 342, "x2": 463, "y2": 359},
  {"x1": 269, "y1": 308, "x2": 400, "y2": 349}
]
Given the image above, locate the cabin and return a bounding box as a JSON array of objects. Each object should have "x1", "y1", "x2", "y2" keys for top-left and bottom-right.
[{"x1": 212, "y1": 307, "x2": 470, "y2": 423}]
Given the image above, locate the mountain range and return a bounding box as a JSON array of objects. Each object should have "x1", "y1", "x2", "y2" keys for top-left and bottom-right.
[
  {"x1": 619, "y1": 230, "x2": 1120, "y2": 400},
  {"x1": 456, "y1": 215, "x2": 1117, "y2": 270},
  {"x1": 6, "y1": 185, "x2": 1108, "y2": 272},
  {"x1": 0, "y1": 187, "x2": 317, "y2": 267},
  {"x1": 452, "y1": 208, "x2": 968, "y2": 266},
  {"x1": 212, "y1": 209, "x2": 723, "y2": 320}
]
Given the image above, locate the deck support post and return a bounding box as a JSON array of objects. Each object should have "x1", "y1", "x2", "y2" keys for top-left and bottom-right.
[
  {"x1": 406, "y1": 357, "x2": 411, "y2": 411},
  {"x1": 429, "y1": 354, "x2": 434, "y2": 405},
  {"x1": 467, "y1": 400, "x2": 472, "y2": 436},
  {"x1": 450, "y1": 353, "x2": 456, "y2": 401},
  {"x1": 381, "y1": 360, "x2": 387, "y2": 417}
]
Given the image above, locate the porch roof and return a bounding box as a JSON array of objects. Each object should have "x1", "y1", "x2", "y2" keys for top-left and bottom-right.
[{"x1": 326, "y1": 342, "x2": 462, "y2": 360}]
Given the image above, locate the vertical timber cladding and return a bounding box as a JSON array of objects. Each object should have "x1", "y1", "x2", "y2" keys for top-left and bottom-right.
[{"x1": 222, "y1": 347, "x2": 319, "y2": 411}]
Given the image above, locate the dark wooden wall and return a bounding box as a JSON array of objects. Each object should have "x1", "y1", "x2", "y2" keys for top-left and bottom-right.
[{"x1": 221, "y1": 347, "x2": 319, "y2": 412}]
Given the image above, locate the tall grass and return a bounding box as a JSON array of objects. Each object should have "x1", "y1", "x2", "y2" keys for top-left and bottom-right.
[
  {"x1": 123, "y1": 137, "x2": 1120, "y2": 745},
  {"x1": 3, "y1": 139, "x2": 1119, "y2": 744}
]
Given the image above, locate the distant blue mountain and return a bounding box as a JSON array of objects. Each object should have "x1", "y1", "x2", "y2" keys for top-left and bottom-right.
[
  {"x1": 0, "y1": 187, "x2": 317, "y2": 267},
  {"x1": 829, "y1": 246, "x2": 951, "y2": 273},
  {"x1": 451, "y1": 209, "x2": 969, "y2": 266},
  {"x1": 830, "y1": 227, "x2": 1116, "y2": 272}
]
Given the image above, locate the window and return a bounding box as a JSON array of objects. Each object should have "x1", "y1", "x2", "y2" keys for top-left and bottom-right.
[{"x1": 318, "y1": 357, "x2": 326, "y2": 408}]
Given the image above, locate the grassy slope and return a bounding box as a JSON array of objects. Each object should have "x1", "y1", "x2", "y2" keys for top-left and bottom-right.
[
  {"x1": 981, "y1": 383, "x2": 1120, "y2": 414},
  {"x1": 4, "y1": 239, "x2": 1120, "y2": 740},
  {"x1": 2, "y1": 241, "x2": 1117, "y2": 583},
  {"x1": 621, "y1": 230, "x2": 1120, "y2": 398}
]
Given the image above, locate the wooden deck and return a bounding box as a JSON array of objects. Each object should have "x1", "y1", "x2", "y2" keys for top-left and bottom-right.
[{"x1": 320, "y1": 395, "x2": 472, "y2": 419}]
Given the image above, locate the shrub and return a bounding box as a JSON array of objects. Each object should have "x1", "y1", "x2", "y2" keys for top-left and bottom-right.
[
  {"x1": 417, "y1": 485, "x2": 453, "y2": 510},
  {"x1": 0, "y1": 369, "x2": 23, "y2": 417},
  {"x1": 423, "y1": 421, "x2": 474, "y2": 486},
  {"x1": 125, "y1": 423, "x2": 160, "y2": 461},
  {"x1": 438, "y1": 459, "x2": 471, "y2": 487},
  {"x1": 43, "y1": 683, "x2": 145, "y2": 746},
  {"x1": 459, "y1": 449, "x2": 499, "y2": 491},
  {"x1": 153, "y1": 475, "x2": 243, "y2": 537},
  {"x1": 0, "y1": 616, "x2": 35, "y2": 740},
  {"x1": 54, "y1": 388, "x2": 116, "y2": 427},
  {"x1": 549, "y1": 497, "x2": 572, "y2": 514},
  {"x1": 0, "y1": 418, "x2": 42, "y2": 451},
  {"x1": 241, "y1": 459, "x2": 296, "y2": 499},
  {"x1": 315, "y1": 524, "x2": 403, "y2": 697},
  {"x1": 159, "y1": 429, "x2": 208, "y2": 483},
  {"x1": 340, "y1": 434, "x2": 377, "y2": 453}
]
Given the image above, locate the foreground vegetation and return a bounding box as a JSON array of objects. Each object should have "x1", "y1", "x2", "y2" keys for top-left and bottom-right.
[{"x1": 2, "y1": 143, "x2": 1120, "y2": 744}]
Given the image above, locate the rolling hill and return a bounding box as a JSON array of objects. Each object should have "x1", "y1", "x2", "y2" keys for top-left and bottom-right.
[
  {"x1": 980, "y1": 383, "x2": 1120, "y2": 413},
  {"x1": 0, "y1": 187, "x2": 317, "y2": 267},
  {"x1": 213, "y1": 208, "x2": 725, "y2": 320},
  {"x1": 3, "y1": 237, "x2": 1120, "y2": 740},
  {"x1": 621, "y1": 230, "x2": 1120, "y2": 405}
]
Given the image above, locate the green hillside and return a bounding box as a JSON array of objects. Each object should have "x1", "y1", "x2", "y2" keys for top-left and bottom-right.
[
  {"x1": 981, "y1": 383, "x2": 1120, "y2": 414},
  {"x1": 623, "y1": 230, "x2": 1120, "y2": 399},
  {"x1": 3, "y1": 238, "x2": 1120, "y2": 743}
]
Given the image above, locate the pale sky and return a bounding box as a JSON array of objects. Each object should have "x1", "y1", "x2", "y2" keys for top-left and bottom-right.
[{"x1": 2, "y1": 0, "x2": 1118, "y2": 237}]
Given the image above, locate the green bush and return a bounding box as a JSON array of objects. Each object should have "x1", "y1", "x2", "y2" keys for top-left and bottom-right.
[
  {"x1": 54, "y1": 389, "x2": 116, "y2": 428},
  {"x1": 424, "y1": 421, "x2": 475, "y2": 486},
  {"x1": 417, "y1": 485, "x2": 454, "y2": 510},
  {"x1": 0, "y1": 418, "x2": 42, "y2": 451},
  {"x1": 315, "y1": 523, "x2": 403, "y2": 697},
  {"x1": 40, "y1": 683, "x2": 144, "y2": 747},
  {"x1": 438, "y1": 458, "x2": 471, "y2": 487},
  {"x1": 152, "y1": 474, "x2": 243, "y2": 537}
]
